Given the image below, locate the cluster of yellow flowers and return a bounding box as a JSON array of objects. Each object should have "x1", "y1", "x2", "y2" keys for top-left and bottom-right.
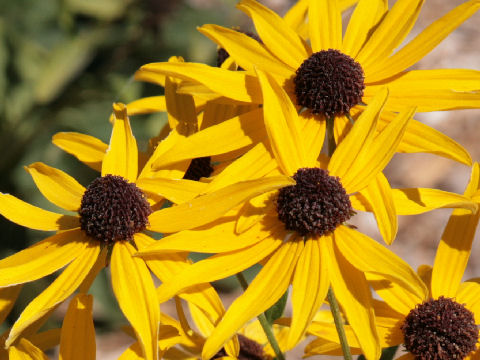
[{"x1": 1, "y1": 0, "x2": 480, "y2": 359}]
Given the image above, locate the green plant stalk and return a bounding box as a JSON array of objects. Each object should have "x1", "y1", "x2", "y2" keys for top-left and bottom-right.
[{"x1": 236, "y1": 273, "x2": 285, "y2": 360}]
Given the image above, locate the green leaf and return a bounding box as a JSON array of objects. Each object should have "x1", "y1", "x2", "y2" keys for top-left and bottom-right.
[
  {"x1": 264, "y1": 288, "x2": 289, "y2": 325},
  {"x1": 65, "y1": 0, "x2": 131, "y2": 21}
]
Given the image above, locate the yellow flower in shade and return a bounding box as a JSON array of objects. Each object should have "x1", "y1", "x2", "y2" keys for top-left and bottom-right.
[
  {"x1": 140, "y1": 0, "x2": 479, "y2": 167},
  {"x1": 136, "y1": 72, "x2": 478, "y2": 360},
  {"x1": 304, "y1": 163, "x2": 480, "y2": 360},
  {"x1": 0, "y1": 104, "x2": 166, "y2": 360}
]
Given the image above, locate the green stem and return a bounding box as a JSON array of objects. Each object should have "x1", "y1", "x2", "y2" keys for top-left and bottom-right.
[
  {"x1": 346, "y1": 112, "x2": 355, "y2": 125},
  {"x1": 326, "y1": 115, "x2": 336, "y2": 156},
  {"x1": 327, "y1": 287, "x2": 353, "y2": 360},
  {"x1": 236, "y1": 273, "x2": 285, "y2": 360}
]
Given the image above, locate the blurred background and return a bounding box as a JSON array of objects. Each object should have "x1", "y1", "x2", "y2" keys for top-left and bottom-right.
[{"x1": 0, "y1": 0, "x2": 478, "y2": 358}]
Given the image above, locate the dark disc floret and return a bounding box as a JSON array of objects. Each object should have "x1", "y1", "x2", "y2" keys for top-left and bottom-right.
[
  {"x1": 79, "y1": 175, "x2": 152, "y2": 243},
  {"x1": 294, "y1": 49, "x2": 365, "y2": 117},
  {"x1": 276, "y1": 168, "x2": 352, "y2": 237},
  {"x1": 211, "y1": 334, "x2": 266, "y2": 360},
  {"x1": 401, "y1": 296, "x2": 479, "y2": 360},
  {"x1": 183, "y1": 156, "x2": 214, "y2": 181}
]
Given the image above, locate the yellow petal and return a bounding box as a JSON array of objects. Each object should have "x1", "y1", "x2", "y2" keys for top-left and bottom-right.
[
  {"x1": 111, "y1": 241, "x2": 160, "y2": 360},
  {"x1": 335, "y1": 225, "x2": 427, "y2": 301},
  {"x1": 28, "y1": 329, "x2": 61, "y2": 352},
  {"x1": 25, "y1": 162, "x2": 85, "y2": 212},
  {"x1": 52, "y1": 132, "x2": 107, "y2": 172},
  {"x1": 357, "y1": 0, "x2": 424, "y2": 72},
  {"x1": 366, "y1": 69, "x2": 480, "y2": 112},
  {"x1": 283, "y1": 0, "x2": 308, "y2": 32},
  {"x1": 257, "y1": 69, "x2": 306, "y2": 175},
  {"x1": 328, "y1": 88, "x2": 388, "y2": 188},
  {"x1": 141, "y1": 62, "x2": 262, "y2": 104},
  {"x1": 308, "y1": 0, "x2": 342, "y2": 51},
  {"x1": 366, "y1": 0, "x2": 480, "y2": 82},
  {"x1": 0, "y1": 193, "x2": 79, "y2": 231},
  {"x1": 202, "y1": 241, "x2": 303, "y2": 360},
  {"x1": 6, "y1": 242, "x2": 100, "y2": 347},
  {"x1": 0, "y1": 285, "x2": 22, "y2": 324},
  {"x1": 78, "y1": 247, "x2": 108, "y2": 294},
  {"x1": 9, "y1": 338, "x2": 49, "y2": 360},
  {"x1": 137, "y1": 177, "x2": 208, "y2": 204},
  {"x1": 102, "y1": 103, "x2": 138, "y2": 182},
  {"x1": 59, "y1": 294, "x2": 95, "y2": 360},
  {"x1": 198, "y1": 25, "x2": 294, "y2": 79},
  {"x1": 342, "y1": 0, "x2": 387, "y2": 58},
  {"x1": 127, "y1": 96, "x2": 166, "y2": 116},
  {"x1": 431, "y1": 163, "x2": 480, "y2": 299},
  {"x1": 354, "y1": 173, "x2": 398, "y2": 245},
  {"x1": 391, "y1": 188, "x2": 477, "y2": 215},
  {"x1": 157, "y1": 231, "x2": 284, "y2": 304},
  {"x1": 457, "y1": 281, "x2": 480, "y2": 318},
  {"x1": 0, "y1": 229, "x2": 89, "y2": 287},
  {"x1": 237, "y1": 0, "x2": 309, "y2": 69},
  {"x1": 327, "y1": 236, "x2": 380, "y2": 360},
  {"x1": 148, "y1": 176, "x2": 294, "y2": 233},
  {"x1": 152, "y1": 108, "x2": 265, "y2": 169},
  {"x1": 288, "y1": 238, "x2": 329, "y2": 349},
  {"x1": 299, "y1": 112, "x2": 326, "y2": 168}
]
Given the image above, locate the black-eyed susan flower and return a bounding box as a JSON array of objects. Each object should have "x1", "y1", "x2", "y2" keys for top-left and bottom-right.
[
  {"x1": 304, "y1": 163, "x2": 480, "y2": 360},
  {"x1": 140, "y1": 0, "x2": 479, "y2": 166},
  {"x1": 135, "y1": 72, "x2": 479, "y2": 360}
]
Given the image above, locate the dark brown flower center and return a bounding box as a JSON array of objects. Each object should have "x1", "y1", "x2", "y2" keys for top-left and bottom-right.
[
  {"x1": 401, "y1": 296, "x2": 479, "y2": 360},
  {"x1": 211, "y1": 334, "x2": 267, "y2": 360},
  {"x1": 183, "y1": 157, "x2": 214, "y2": 181},
  {"x1": 276, "y1": 168, "x2": 352, "y2": 237},
  {"x1": 79, "y1": 175, "x2": 152, "y2": 243},
  {"x1": 294, "y1": 49, "x2": 365, "y2": 117}
]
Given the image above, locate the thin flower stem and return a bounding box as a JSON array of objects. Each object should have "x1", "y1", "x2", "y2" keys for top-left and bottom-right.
[
  {"x1": 346, "y1": 112, "x2": 355, "y2": 125},
  {"x1": 326, "y1": 115, "x2": 336, "y2": 156},
  {"x1": 235, "y1": 273, "x2": 286, "y2": 360},
  {"x1": 328, "y1": 287, "x2": 353, "y2": 360}
]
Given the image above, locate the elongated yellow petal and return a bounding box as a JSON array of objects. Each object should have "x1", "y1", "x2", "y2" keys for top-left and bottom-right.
[
  {"x1": 257, "y1": 69, "x2": 306, "y2": 175},
  {"x1": 6, "y1": 242, "x2": 100, "y2": 347},
  {"x1": 0, "y1": 229, "x2": 89, "y2": 287},
  {"x1": 342, "y1": 0, "x2": 387, "y2": 58},
  {"x1": 152, "y1": 108, "x2": 265, "y2": 169},
  {"x1": 357, "y1": 0, "x2": 424, "y2": 71},
  {"x1": 366, "y1": 69, "x2": 480, "y2": 112},
  {"x1": 102, "y1": 103, "x2": 138, "y2": 182},
  {"x1": 431, "y1": 163, "x2": 480, "y2": 299},
  {"x1": 288, "y1": 238, "x2": 329, "y2": 349},
  {"x1": 342, "y1": 107, "x2": 414, "y2": 193},
  {"x1": 0, "y1": 193, "x2": 79, "y2": 231},
  {"x1": 299, "y1": 112, "x2": 326, "y2": 167},
  {"x1": 148, "y1": 176, "x2": 294, "y2": 233},
  {"x1": 111, "y1": 242, "x2": 159, "y2": 360},
  {"x1": 355, "y1": 173, "x2": 398, "y2": 245},
  {"x1": 9, "y1": 338, "x2": 49, "y2": 360},
  {"x1": 141, "y1": 62, "x2": 262, "y2": 103},
  {"x1": 366, "y1": 0, "x2": 480, "y2": 82},
  {"x1": 327, "y1": 236, "x2": 380, "y2": 360},
  {"x1": 78, "y1": 247, "x2": 107, "y2": 294},
  {"x1": 137, "y1": 177, "x2": 208, "y2": 204},
  {"x1": 25, "y1": 162, "x2": 85, "y2": 212},
  {"x1": 52, "y1": 132, "x2": 107, "y2": 172},
  {"x1": 391, "y1": 188, "x2": 477, "y2": 215},
  {"x1": 237, "y1": 0, "x2": 309, "y2": 69},
  {"x1": 59, "y1": 294, "x2": 95, "y2": 360},
  {"x1": 335, "y1": 225, "x2": 427, "y2": 301},
  {"x1": 157, "y1": 232, "x2": 284, "y2": 303},
  {"x1": 126, "y1": 96, "x2": 166, "y2": 116},
  {"x1": 28, "y1": 329, "x2": 61, "y2": 352},
  {"x1": 283, "y1": 0, "x2": 307, "y2": 31},
  {"x1": 0, "y1": 285, "x2": 22, "y2": 324},
  {"x1": 198, "y1": 25, "x2": 294, "y2": 79},
  {"x1": 202, "y1": 241, "x2": 303, "y2": 360},
  {"x1": 457, "y1": 281, "x2": 480, "y2": 318},
  {"x1": 309, "y1": 0, "x2": 342, "y2": 51},
  {"x1": 328, "y1": 88, "x2": 387, "y2": 187}
]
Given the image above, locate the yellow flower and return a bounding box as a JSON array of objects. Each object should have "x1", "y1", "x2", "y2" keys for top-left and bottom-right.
[
  {"x1": 305, "y1": 163, "x2": 480, "y2": 360},
  {"x1": 140, "y1": 0, "x2": 479, "y2": 166},
  {"x1": 134, "y1": 74, "x2": 477, "y2": 359},
  {"x1": 0, "y1": 104, "x2": 166, "y2": 360}
]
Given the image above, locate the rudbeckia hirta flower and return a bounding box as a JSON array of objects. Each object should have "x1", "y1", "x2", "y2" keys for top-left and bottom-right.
[
  {"x1": 0, "y1": 104, "x2": 161, "y2": 360},
  {"x1": 304, "y1": 163, "x2": 480, "y2": 360},
  {"x1": 140, "y1": 0, "x2": 479, "y2": 166},
  {"x1": 136, "y1": 74, "x2": 467, "y2": 360}
]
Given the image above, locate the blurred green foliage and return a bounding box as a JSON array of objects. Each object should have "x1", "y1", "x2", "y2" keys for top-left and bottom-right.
[{"x1": 0, "y1": 0, "x2": 242, "y2": 333}]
